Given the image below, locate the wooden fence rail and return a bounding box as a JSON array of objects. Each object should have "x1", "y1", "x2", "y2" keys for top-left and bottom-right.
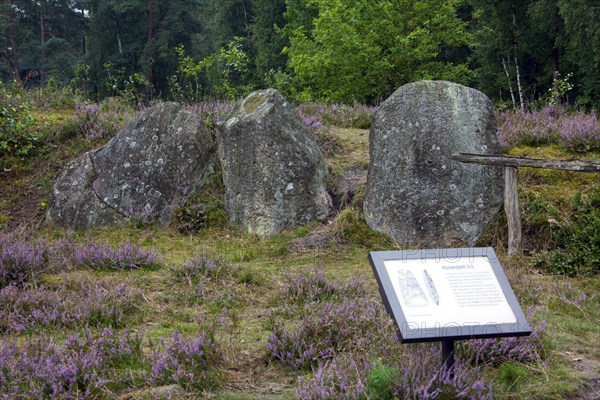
[{"x1": 451, "y1": 153, "x2": 600, "y2": 255}]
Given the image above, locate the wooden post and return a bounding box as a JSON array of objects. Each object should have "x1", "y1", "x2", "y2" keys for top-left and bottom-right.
[
  {"x1": 504, "y1": 166, "x2": 521, "y2": 256},
  {"x1": 451, "y1": 153, "x2": 600, "y2": 256}
]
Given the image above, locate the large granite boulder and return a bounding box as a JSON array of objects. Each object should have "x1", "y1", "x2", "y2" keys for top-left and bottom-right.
[
  {"x1": 364, "y1": 81, "x2": 504, "y2": 247},
  {"x1": 217, "y1": 89, "x2": 332, "y2": 237},
  {"x1": 46, "y1": 102, "x2": 216, "y2": 230}
]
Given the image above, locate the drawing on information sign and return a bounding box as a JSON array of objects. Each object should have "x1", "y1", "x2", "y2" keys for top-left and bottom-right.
[
  {"x1": 397, "y1": 270, "x2": 428, "y2": 307},
  {"x1": 423, "y1": 269, "x2": 439, "y2": 306}
]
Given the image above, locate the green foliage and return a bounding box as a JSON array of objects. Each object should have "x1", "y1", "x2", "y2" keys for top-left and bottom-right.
[
  {"x1": 169, "y1": 38, "x2": 252, "y2": 102},
  {"x1": 496, "y1": 363, "x2": 528, "y2": 393},
  {"x1": 173, "y1": 173, "x2": 228, "y2": 233},
  {"x1": 285, "y1": 0, "x2": 473, "y2": 103},
  {"x1": 250, "y1": 0, "x2": 288, "y2": 79},
  {"x1": 334, "y1": 209, "x2": 390, "y2": 248},
  {"x1": 0, "y1": 81, "x2": 38, "y2": 160},
  {"x1": 70, "y1": 64, "x2": 91, "y2": 99},
  {"x1": 546, "y1": 72, "x2": 574, "y2": 106},
  {"x1": 366, "y1": 359, "x2": 399, "y2": 400},
  {"x1": 72, "y1": 97, "x2": 134, "y2": 141},
  {"x1": 538, "y1": 185, "x2": 600, "y2": 275}
]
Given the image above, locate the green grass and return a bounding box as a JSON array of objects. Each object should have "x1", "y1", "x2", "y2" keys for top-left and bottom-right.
[{"x1": 1, "y1": 107, "x2": 599, "y2": 398}]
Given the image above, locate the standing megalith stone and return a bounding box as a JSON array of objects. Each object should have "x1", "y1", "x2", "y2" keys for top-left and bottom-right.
[
  {"x1": 364, "y1": 80, "x2": 504, "y2": 247},
  {"x1": 217, "y1": 89, "x2": 332, "y2": 237},
  {"x1": 46, "y1": 102, "x2": 216, "y2": 230}
]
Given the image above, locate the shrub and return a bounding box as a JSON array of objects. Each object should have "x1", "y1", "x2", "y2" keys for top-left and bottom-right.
[
  {"x1": 540, "y1": 185, "x2": 600, "y2": 275},
  {"x1": 462, "y1": 317, "x2": 548, "y2": 366},
  {"x1": 170, "y1": 252, "x2": 240, "y2": 305},
  {"x1": 68, "y1": 240, "x2": 160, "y2": 271},
  {"x1": 276, "y1": 267, "x2": 368, "y2": 306},
  {"x1": 267, "y1": 297, "x2": 395, "y2": 370},
  {"x1": 0, "y1": 280, "x2": 141, "y2": 333},
  {"x1": 150, "y1": 331, "x2": 222, "y2": 390},
  {"x1": 0, "y1": 230, "x2": 50, "y2": 289},
  {"x1": 296, "y1": 348, "x2": 494, "y2": 400},
  {"x1": 172, "y1": 252, "x2": 239, "y2": 284},
  {"x1": 0, "y1": 81, "x2": 38, "y2": 159},
  {"x1": 295, "y1": 354, "x2": 370, "y2": 400},
  {"x1": 73, "y1": 97, "x2": 133, "y2": 140},
  {"x1": 497, "y1": 106, "x2": 600, "y2": 153},
  {"x1": 0, "y1": 327, "x2": 143, "y2": 399},
  {"x1": 298, "y1": 102, "x2": 377, "y2": 130}
]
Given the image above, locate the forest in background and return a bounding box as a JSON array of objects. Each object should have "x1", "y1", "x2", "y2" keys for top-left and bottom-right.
[{"x1": 1, "y1": 0, "x2": 600, "y2": 107}]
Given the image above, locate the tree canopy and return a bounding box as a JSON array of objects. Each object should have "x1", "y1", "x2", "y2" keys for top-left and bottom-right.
[{"x1": 1, "y1": 0, "x2": 599, "y2": 107}]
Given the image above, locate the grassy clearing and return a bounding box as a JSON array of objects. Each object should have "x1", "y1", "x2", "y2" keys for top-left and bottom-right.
[{"x1": 1, "y1": 110, "x2": 599, "y2": 398}]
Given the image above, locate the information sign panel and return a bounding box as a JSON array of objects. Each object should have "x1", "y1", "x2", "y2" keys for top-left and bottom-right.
[{"x1": 369, "y1": 247, "x2": 531, "y2": 343}]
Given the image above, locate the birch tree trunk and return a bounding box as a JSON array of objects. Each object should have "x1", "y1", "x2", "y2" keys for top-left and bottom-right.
[
  {"x1": 512, "y1": 9, "x2": 524, "y2": 110},
  {"x1": 514, "y1": 50, "x2": 524, "y2": 110},
  {"x1": 502, "y1": 56, "x2": 516, "y2": 109},
  {"x1": 39, "y1": 0, "x2": 46, "y2": 85}
]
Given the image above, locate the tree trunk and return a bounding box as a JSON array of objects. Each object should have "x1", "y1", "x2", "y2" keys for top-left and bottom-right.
[
  {"x1": 3, "y1": 24, "x2": 22, "y2": 83},
  {"x1": 514, "y1": 50, "x2": 524, "y2": 110},
  {"x1": 512, "y1": 8, "x2": 524, "y2": 110},
  {"x1": 550, "y1": 0, "x2": 561, "y2": 103},
  {"x1": 39, "y1": 0, "x2": 46, "y2": 85},
  {"x1": 145, "y1": 0, "x2": 155, "y2": 100},
  {"x1": 502, "y1": 56, "x2": 516, "y2": 109},
  {"x1": 116, "y1": 31, "x2": 122, "y2": 54},
  {"x1": 0, "y1": 0, "x2": 20, "y2": 81}
]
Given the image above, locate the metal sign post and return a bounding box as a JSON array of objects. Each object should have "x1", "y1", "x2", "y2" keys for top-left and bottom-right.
[{"x1": 369, "y1": 247, "x2": 531, "y2": 376}]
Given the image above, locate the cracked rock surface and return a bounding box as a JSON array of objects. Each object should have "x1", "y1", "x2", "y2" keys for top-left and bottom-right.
[
  {"x1": 217, "y1": 89, "x2": 332, "y2": 237},
  {"x1": 46, "y1": 102, "x2": 215, "y2": 230},
  {"x1": 364, "y1": 81, "x2": 504, "y2": 247}
]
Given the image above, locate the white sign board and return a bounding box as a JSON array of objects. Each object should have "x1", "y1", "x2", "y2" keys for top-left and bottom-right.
[{"x1": 370, "y1": 248, "x2": 531, "y2": 342}]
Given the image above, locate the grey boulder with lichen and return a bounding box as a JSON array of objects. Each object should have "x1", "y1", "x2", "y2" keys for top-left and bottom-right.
[
  {"x1": 217, "y1": 89, "x2": 332, "y2": 237},
  {"x1": 363, "y1": 80, "x2": 504, "y2": 247},
  {"x1": 46, "y1": 102, "x2": 216, "y2": 230}
]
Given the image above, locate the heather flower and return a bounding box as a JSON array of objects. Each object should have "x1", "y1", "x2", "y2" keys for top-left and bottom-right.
[
  {"x1": 0, "y1": 230, "x2": 51, "y2": 288},
  {"x1": 0, "y1": 327, "x2": 142, "y2": 399},
  {"x1": 463, "y1": 316, "x2": 548, "y2": 366},
  {"x1": 277, "y1": 267, "x2": 368, "y2": 306},
  {"x1": 150, "y1": 331, "x2": 222, "y2": 390},
  {"x1": 295, "y1": 348, "x2": 494, "y2": 400},
  {"x1": 171, "y1": 252, "x2": 241, "y2": 305},
  {"x1": 0, "y1": 279, "x2": 141, "y2": 333},
  {"x1": 267, "y1": 297, "x2": 395, "y2": 370},
  {"x1": 74, "y1": 97, "x2": 132, "y2": 140},
  {"x1": 295, "y1": 354, "x2": 370, "y2": 400},
  {"x1": 497, "y1": 106, "x2": 600, "y2": 152},
  {"x1": 70, "y1": 240, "x2": 160, "y2": 270}
]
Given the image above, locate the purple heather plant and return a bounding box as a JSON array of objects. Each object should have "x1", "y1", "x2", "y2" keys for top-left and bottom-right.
[
  {"x1": 295, "y1": 354, "x2": 370, "y2": 400},
  {"x1": 171, "y1": 252, "x2": 241, "y2": 305},
  {"x1": 462, "y1": 310, "x2": 548, "y2": 367},
  {"x1": 267, "y1": 297, "x2": 396, "y2": 370},
  {"x1": 295, "y1": 347, "x2": 494, "y2": 400},
  {"x1": 74, "y1": 97, "x2": 132, "y2": 140},
  {"x1": 298, "y1": 102, "x2": 377, "y2": 130},
  {"x1": 0, "y1": 280, "x2": 140, "y2": 333},
  {"x1": 497, "y1": 105, "x2": 600, "y2": 152},
  {"x1": 0, "y1": 230, "x2": 51, "y2": 288},
  {"x1": 296, "y1": 102, "x2": 377, "y2": 155},
  {"x1": 277, "y1": 267, "x2": 369, "y2": 306},
  {"x1": 69, "y1": 240, "x2": 160, "y2": 271},
  {"x1": 0, "y1": 327, "x2": 142, "y2": 399},
  {"x1": 150, "y1": 330, "x2": 222, "y2": 390},
  {"x1": 172, "y1": 252, "x2": 239, "y2": 284}
]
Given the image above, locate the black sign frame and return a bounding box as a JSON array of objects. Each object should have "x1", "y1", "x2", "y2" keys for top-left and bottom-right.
[{"x1": 369, "y1": 247, "x2": 531, "y2": 343}]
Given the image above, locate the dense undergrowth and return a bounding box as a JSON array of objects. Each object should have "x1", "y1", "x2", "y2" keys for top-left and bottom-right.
[{"x1": 0, "y1": 84, "x2": 599, "y2": 399}]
